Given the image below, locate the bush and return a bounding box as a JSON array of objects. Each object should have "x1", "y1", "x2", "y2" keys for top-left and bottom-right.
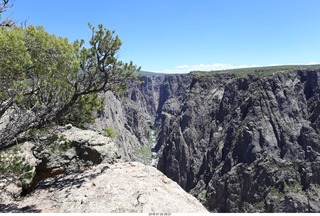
[
  {"x1": 0, "y1": 146, "x2": 34, "y2": 187},
  {"x1": 104, "y1": 127, "x2": 116, "y2": 138}
]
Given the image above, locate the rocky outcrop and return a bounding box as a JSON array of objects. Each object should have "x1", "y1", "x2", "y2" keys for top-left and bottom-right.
[
  {"x1": 1, "y1": 162, "x2": 208, "y2": 213},
  {"x1": 1, "y1": 123, "x2": 208, "y2": 213},
  {"x1": 20, "y1": 125, "x2": 121, "y2": 195},
  {"x1": 150, "y1": 70, "x2": 320, "y2": 212}
]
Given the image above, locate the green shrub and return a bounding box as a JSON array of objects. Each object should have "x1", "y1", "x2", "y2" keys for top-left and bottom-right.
[
  {"x1": 198, "y1": 189, "x2": 207, "y2": 201},
  {"x1": 0, "y1": 146, "x2": 34, "y2": 186},
  {"x1": 133, "y1": 145, "x2": 151, "y2": 164},
  {"x1": 104, "y1": 127, "x2": 116, "y2": 138}
]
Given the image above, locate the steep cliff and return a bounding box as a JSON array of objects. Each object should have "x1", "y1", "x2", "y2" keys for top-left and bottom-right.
[
  {"x1": 88, "y1": 68, "x2": 320, "y2": 212},
  {"x1": 153, "y1": 69, "x2": 320, "y2": 212},
  {"x1": 92, "y1": 75, "x2": 165, "y2": 162}
]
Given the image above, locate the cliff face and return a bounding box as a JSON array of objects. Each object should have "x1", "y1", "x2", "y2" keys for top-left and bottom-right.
[
  {"x1": 91, "y1": 69, "x2": 320, "y2": 212},
  {"x1": 150, "y1": 70, "x2": 320, "y2": 212},
  {"x1": 92, "y1": 75, "x2": 165, "y2": 161}
]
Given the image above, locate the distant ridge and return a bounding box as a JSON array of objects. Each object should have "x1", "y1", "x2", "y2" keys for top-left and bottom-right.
[
  {"x1": 191, "y1": 64, "x2": 320, "y2": 77},
  {"x1": 139, "y1": 71, "x2": 167, "y2": 76}
]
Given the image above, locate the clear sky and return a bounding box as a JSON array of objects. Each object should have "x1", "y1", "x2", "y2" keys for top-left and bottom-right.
[{"x1": 4, "y1": 0, "x2": 320, "y2": 73}]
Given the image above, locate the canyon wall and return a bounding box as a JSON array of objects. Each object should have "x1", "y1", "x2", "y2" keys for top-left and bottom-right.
[
  {"x1": 96, "y1": 69, "x2": 320, "y2": 212},
  {"x1": 155, "y1": 70, "x2": 320, "y2": 212},
  {"x1": 92, "y1": 75, "x2": 165, "y2": 161}
]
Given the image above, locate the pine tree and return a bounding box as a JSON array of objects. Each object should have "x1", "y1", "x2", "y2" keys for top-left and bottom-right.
[{"x1": 0, "y1": 24, "x2": 140, "y2": 150}]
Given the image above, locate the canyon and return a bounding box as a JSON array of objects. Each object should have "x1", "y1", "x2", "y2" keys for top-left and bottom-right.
[
  {"x1": 2, "y1": 66, "x2": 320, "y2": 213},
  {"x1": 100, "y1": 67, "x2": 320, "y2": 212}
]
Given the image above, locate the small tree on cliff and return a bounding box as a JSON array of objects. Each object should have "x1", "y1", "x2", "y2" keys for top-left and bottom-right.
[{"x1": 0, "y1": 23, "x2": 140, "y2": 151}]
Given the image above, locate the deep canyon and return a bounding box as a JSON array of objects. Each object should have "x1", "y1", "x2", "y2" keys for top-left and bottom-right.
[{"x1": 97, "y1": 68, "x2": 320, "y2": 212}]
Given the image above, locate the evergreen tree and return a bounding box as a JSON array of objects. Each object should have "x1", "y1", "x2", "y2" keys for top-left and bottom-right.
[{"x1": 0, "y1": 24, "x2": 140, "y2": 150}]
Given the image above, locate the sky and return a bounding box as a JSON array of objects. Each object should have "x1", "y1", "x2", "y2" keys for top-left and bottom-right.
[{"x1": 4, "y1": 0, "x2": 320, "y2": 73}]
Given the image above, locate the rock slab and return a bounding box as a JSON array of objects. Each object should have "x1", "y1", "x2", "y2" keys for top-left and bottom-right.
[{"x1": 4, "y1": 162, "x2": 208, "y2": 213}]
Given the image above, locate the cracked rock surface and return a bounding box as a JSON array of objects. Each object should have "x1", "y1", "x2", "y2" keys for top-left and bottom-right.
[{"x1": 2, "y1": 162, "x2": 208, "y2": 213}]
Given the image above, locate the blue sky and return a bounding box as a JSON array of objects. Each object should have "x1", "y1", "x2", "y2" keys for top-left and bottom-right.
[{"x1": 5, "y1": 0, "x2": 320, "y2": 73}]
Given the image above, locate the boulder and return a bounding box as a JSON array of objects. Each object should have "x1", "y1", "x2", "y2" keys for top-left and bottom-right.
[{"x1": 21, "y1": 125, "x2": 121, "y2": 195}]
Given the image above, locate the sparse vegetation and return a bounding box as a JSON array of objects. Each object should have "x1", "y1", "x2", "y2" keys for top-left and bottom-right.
[
  {"x1": 191, "y1": 64, "x2": 320, "y2": 77},
  {"x1": 252, "y1": 200, "x2": 265, "y2": 212},
  {"x1": 134, "y1": 145, "x2": 151, "y2": 164},
  {"x1": 268, "y1": 187, "x2": 283, "y2": 197},
  {"x1": 198, "y1": 189, "x2": 207, "y2": 201},
  {"x1": 104, "y1": 127, "x2": 116, "y2": 138},
  {"x1": 0, "y1": 146, "x2": 34, "y2": 187}
]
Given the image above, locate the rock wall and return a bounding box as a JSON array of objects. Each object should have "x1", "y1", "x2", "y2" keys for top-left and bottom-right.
[
  {"x1": 92, "y1": 75, "x2": 165, "y2": 161},
  {"x1": 151, "y1": 70, "x2": 320, "y2": 212},
  {"x1": 88, "y1": 69, "x2": 320, "y2": 212}
]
